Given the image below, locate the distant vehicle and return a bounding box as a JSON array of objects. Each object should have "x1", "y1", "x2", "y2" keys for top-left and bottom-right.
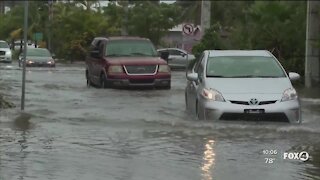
[
  {"x1": 0, "y1": 40, "x2": 12, "y2": 63},
  {"x1": 185, "y1": 50, "x2": 301, "y2": 123},
  {"x1": 157, "y1": 48, "x2": 195, "y2": 68},
  {"x1": 19, "y1": 48, "x2": 55, "y2": 67},
  {"x1": 12, "y1": 40, "x2": 35, "y2": 50},
  {"x1": 86, "y1": 36, "x2": 171, "y2": 89}
]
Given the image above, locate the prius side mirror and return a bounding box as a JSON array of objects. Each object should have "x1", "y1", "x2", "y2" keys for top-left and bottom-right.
[
  {"x1": 187, "y1": 73, "x2": 198, "y2": 81},
  {"x1": 289, "y1": 72, "x2": 300, "y2": 81}
]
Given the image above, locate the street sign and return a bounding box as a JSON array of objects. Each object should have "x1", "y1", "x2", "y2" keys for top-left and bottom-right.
[
  {"x1": 182, "y1": 24, "x2": 194, "y2": 36},
  {"x1": 181, "y1": 24, "x2": 202, "y2": 53},
  {"x1": 33, "y1": 32, "x2": 43, "y2": 41}
]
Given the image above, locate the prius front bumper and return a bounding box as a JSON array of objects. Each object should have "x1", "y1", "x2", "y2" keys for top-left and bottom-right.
[{"x1": 199, "y1": 99, "x2": 301, "y2": 123}]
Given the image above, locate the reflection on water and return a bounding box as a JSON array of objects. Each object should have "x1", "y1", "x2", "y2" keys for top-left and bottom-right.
[
  {"x1": 296, "y1": 86, "x2": 320, "y2": 98},
  {"x1": 14, "y1": 112, "x2": 32, "y2": 131},
  {"x1": 201, "y1": 139, "x2": 215, "y2": 180},
  {"x1": 304, "y1": 146, "x2": 320, "y2": 180}
]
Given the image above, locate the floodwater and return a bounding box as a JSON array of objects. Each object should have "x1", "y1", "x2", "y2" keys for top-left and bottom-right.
[{"x1": 0, "y1": 63, "x2": 319, "y2": 180}]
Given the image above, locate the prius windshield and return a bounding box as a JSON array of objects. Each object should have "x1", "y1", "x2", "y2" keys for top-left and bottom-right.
[
  {"x1": 206, "y1": 56, "x2": 286, "y2": 78},
  {"x1": 105, "y1": 40, "x2": 157, "y2": 57}
]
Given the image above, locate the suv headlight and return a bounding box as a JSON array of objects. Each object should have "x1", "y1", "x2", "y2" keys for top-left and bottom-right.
[
  {"x1": 281, "y1": 88, "x2": 298, "y2": 101},
  {"x1": 27, "y1": 60, "x2": 34, "y2": 64},
  {"x1": 47, "y1": 60, "x2": 55, "y2": 64},
  {"x1": 6, "y1": 51, "x2": 12, "y2": 56},
  {"x1": 108, "y1": 65, "x2": 123, "y2": 74},
  {"x1": 201, "y1": 88, "x2": 225, "y2": 101},
  {"x1": 158, "y1": 65, "x2": 170, "y2": 73}
]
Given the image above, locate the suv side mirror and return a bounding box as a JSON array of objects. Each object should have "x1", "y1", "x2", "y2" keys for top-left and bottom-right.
[
  {"x1": 180, "y1": 52, "x2": 186, "y2": 57},
  {"x1": 90, "y1": 50, "x2": 100, "y2": 58},
  {"x1": 160, "y1": 51, "x2": 169, "y2": 60},
  {"x1": 51, "y1": 53, "x2": 56, "y2": 59}
]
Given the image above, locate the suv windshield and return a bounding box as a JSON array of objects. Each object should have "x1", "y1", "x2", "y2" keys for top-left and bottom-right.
[
  {"x1": 105, "y1": 40, "x2": 157, "y2": 57},
  {"x1": 206, "y1": 56, "x2": 286, "y2": 78},
  {"x1": 0, "y1": 41, "x2": 9, "y2": 48}
]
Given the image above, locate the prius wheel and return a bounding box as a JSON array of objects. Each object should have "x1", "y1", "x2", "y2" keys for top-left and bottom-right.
[
  {"x1": 185, "y1": 92, "x2": 188, "y2": 110},
  {"x1": 196, "y1": 100, "x2": 204, "y2": 120}
]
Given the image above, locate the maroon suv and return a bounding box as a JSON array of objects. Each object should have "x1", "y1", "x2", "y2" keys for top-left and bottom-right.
[{"x1": 86, "y1": 37, "x2": 171, "y2": 89}]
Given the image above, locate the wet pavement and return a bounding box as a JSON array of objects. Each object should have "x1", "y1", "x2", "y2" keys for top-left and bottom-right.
[{"x1": 0, "y1": 62, "x2": 320, "y2": 180}]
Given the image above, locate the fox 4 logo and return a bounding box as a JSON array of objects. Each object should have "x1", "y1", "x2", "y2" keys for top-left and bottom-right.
[{"x1": 283, "y1": 151, "x2": 310, "y2": 162}]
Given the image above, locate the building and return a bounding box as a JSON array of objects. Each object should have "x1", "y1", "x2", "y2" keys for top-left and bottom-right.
[{"x1": 161, "y1": 23, "x2": 203, "y2": 53}]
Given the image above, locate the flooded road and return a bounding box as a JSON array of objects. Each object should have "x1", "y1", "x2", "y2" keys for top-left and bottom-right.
[{"x1": 0, "y1": 63, "x2": 320, "y2": 180}]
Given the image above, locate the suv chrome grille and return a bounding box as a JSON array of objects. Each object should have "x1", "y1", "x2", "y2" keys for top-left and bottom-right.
[
  {"x1": 124, "y1": 65, "x2": 157, "y2": 75},
  {"x1": 0, "y1": 51, "x2": 5, "y2": 55}
]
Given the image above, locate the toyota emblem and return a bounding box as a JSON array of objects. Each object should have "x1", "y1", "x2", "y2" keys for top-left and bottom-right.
[{"x1": 249, "y1": 98, "x2": 259, "y2": 105}]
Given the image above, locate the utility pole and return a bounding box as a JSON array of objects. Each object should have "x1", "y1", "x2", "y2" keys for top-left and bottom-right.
[
  {"x1": 305, "y1": 0, "x2": 320, "y2": 87},
  {"x1": 21, "y1": 0, "x2": 28, "y2": 110},
  {"x1": 121, "y1": 0, "x2": 129, "y2": 36},
  {"x1": 200, "y1": 0, "x2": 211, "y2": 37},
  {"x1": 48, "y1": 0, "x2": 53, "y2": 52}
]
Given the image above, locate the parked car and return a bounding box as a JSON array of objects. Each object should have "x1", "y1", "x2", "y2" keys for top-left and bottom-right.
[
  {"x1": 19, "y1": 48, "x2": 55, "y2": 67},
  {"x1": 185, "y1": 50, "x2": 301, "y2": 123},
  {"x1": 0, "y1": 40, "x2": 12, "y2": 63},
  {"x1": 157, "y1": 48, "x2": 195, "y2": 68},
  {"x1": 86, "y1": 36, "x2": 171, "y2": 89},
  {"x1": 12, "y1": 40, "x2": 35, "y2": 50}
]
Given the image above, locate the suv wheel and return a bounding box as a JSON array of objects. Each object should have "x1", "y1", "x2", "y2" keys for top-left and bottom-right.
[
  {"x1": 86, "y1": 71, "x2": 91, "y2": 87},
  {"x1": 86, "y1": 78, "x2": 91, "y2": 88},
  {"x1": 158, "y1": 82, "x2": 171, "y2": 90},
  {"x1": 164, "y1": 84, "x2": 171, "y2": 90},
  {"x1": 185, "y1": 92, "x2": 188, "y2": 110},
  {"x1": 100, "y1": 74, "x2": 110, "y2": 89},
  {"x1": 196, "y1": 100, "x2": 204, "y2": 120}
]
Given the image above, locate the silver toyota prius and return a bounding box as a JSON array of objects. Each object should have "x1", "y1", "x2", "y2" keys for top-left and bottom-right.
[{"x1": 185, "y1": 50, "x2": 301, "y2": 123}]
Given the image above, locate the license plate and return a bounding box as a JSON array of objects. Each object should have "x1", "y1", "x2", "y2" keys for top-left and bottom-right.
[{"x1": 244, "y1": 109, "x2": 265, "y2": 114}]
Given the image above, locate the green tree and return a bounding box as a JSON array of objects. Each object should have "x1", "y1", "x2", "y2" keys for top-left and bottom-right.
[
  {"x1": 244, "y1": 1, "x2": 307, "y2": 75},
  {"x1": 127, "y1": 1, "x2": 181, "y2": 45},
  {"x1": 192, "y1": 23, "x2": 225, "y2": 57},
  {"x1": 49, "y1": 1, "x2": 122, "y2": 61},
  {"x1": 194, "y1": 1, "x2": 306, "y2": 76},
  {"x1": 176, "y1": 0, "x2": 202, "y2": 25}
]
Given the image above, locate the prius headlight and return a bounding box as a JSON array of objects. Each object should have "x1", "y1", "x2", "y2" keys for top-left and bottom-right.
[
  {"x1": 281, "y1": 88, "x2": 298, "y2": 101},
  {"x1": 201, "y1": 88, "x2": 225, "y2": 101}
]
